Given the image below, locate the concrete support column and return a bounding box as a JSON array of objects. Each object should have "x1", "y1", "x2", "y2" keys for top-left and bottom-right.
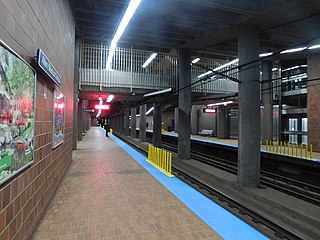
[
  {"x1": 139, "y1": 104, "x2": 147, "y2": 142},
  {"x1": 217, "y1": 107, "x2": 230, "y2": 139},
  {"x1": 238, "y1": 26, "x2": 260, "y2": 187},
  {"x1": 115, "y1": 116, "x2": 119, "y2": 133},
  {"x1": 83, "y1": 100, "x2": 89, "y2": 134},
  {"x1": 78, "y1": 100, "x2": 83, "y2": 141},
  {"x1": 72, "y1": 37, "x2": 80, "y2": 149},
  {"x1": 131, "y1": 107, "x2": 136, "y2": 138},
  {"x1": 307, "y1": 55, "x2": 320, "y2": 151},
  {"x1": 153, "y1": 103, "x2": 162, "y2": 147},
  {"x1": 174, "y1": 107, "x2": 179, "y2": 132},
  {"x1": 261, "y1": 61, "x2": 273, "y2": 144},
  {"x1": 178, "y1": 48, "x2": 191, "y2": 160},
  {"x1": 120, "y1": 114, "x2": 124, "y2": 134},
  {"x1": 124, "y1": 106, "x2": 130, "y2": 136},
  {"x1": 191, "y1": 105, "x2": 199, "y2": 135}
]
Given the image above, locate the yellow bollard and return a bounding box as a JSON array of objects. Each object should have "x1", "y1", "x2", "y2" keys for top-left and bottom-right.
[
  {"x1": 287, "y1": 143, "x2": 290, "y2": 155},
  {"x1": 295, "y1": 144, "x2": 298, "y2": 157},
  {"x1": 276, "y1": 141, "x2": 279, "y2": 154},
  {"x1": 110, "y1": 128, "x2": 113, "y2": 135},
  {"x1": 300, "y1": 144, "x2": 303, "y2": 158},
  {"x1": 146, "y1": 145, "x2": 174, "y2": 177},
  {"x1": 305, "y1": 144, "x2": 308, "y2": 159},
  {"x1": 291, "y1": 143, "x2": 293, "y2": 156},
  {"x1": 280, "y1": 142, "x2": 282, "y2": 155},
  {"x1": 162, "y1": 149, "x2": 165, "y2": 169},
  {"x1": 169, "y1": 152, "x2": 172, "y2": 174},
  {"x1": 310, "y1": 144, "x2": 313, "y2": 159},
  {"x1": 266, "y1": 140, "x2": 269, "y2": 152}
]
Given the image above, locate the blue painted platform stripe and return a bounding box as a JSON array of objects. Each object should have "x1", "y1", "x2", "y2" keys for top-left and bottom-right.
[{"x1": 109, "y1": 133, "x2": 268, "y2": 240}]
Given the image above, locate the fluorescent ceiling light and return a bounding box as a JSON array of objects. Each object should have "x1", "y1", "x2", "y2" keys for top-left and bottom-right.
[
  {"x1": 213, "y1": 58, "x2": 239, "y2": 71},
  {"x1": 106, "y1": 0, "x2": 142, "y2": 70},
  {"x1": 197, "y1": 58, "x2": 239, "y2": 78},
  {"x1": 207, "y1": 101, "x2": 233, "y2": 107},
  {"x1": 308, "y1": 44, "x2": 320, "y2": 50},
  {"x1": 191, "y1": 58, "x2": 200, "y2": 64},
  {"x1": 272, "y1": 68, "x2": 278, "y2": 71},
  {"x1": 259, "y1": 52, "x2": 273, "y2": 57},
  {"x1": 106, "y1": 94, "x2": 114, "y2": 102},
  {"x1": 197, "y1": 71, "x2": 212, "y2": 78},
  {"x1": 142, "y1": 53, "x2": 157, "y2": 68},
  {"x1": 146, "y1": 107, "x2": 154, "y2": 115},
  {"x1": 280, "y1": 47, "x2": 307, "y2": 54},
  {"x1": 282, "y1": 65, "x2": 307, "y2": 72},
  {"x1": 143, "y1": 88, "x2": 172, "y2": 97}
]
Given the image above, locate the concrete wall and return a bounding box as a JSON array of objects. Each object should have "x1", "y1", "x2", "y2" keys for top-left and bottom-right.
[
  {"x1": 198, "y1": 106, "x2": 217, "y2": 135},
  {"x1": 307, "y1": 55, "x2": 320, "y2": 151},
  {"x1": 138, "y1": 110, "x2": 174, "y2": 131},
  {"x1": 0, "y1": 1, "x2": 75, "y2": 239}
]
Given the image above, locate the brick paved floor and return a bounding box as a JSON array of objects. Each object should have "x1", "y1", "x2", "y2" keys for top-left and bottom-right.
[{"x1": 32, "y1": 127, "x2": 221, "y2": 240}]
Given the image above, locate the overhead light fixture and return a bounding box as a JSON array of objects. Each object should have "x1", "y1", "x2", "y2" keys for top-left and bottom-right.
[
  {"x1": 280, "y1": 47, "x2": 307, "y2": 54},
  {"x1": 106, "y1": 0, "x2": 142, "y2": 70},
  {"x1": 213, "y1": 58, "x2": 239, "y2": 71},
  {"x1": 191, "y1": 58, "x2": 200, "y2": 64},
  {"x1": 272, "y1": 68, "x2": 278, "y2": 71},
  {"x1": 106, "y1": 94, "x2": 114, "y2": 102},
  {"x1": 207, "y1": 101, "x2": 233, "y2": 107},
  {"x1": 259, "y1": 52, "x2": 273, "y2": 57},
  {"x1": 146, "y1": 107, "x2": 154, "y2": 115},
  {"x1": 308, "y1": 44, "x2": 320, "y2": 50},
  {"x1": 142, "y1": 53, "x2": 157, "y2": 68},
  {"x1": 197, "y1": 70, "x2": 212, "y2": 78},
  {"x1": 197, "y1": 58, "x2": 239, "y2": 78},
  {"x1": 143, "y1": 88, "x2": 172, "y2": 97}
]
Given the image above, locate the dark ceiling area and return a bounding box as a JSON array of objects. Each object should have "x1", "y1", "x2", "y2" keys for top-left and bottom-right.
[
  {"x1": 69, "y1": 0, "x2": 320, "y2": 116},
  {"x1": 69, "y1": 0, "x2": 320, "y2": 56}
]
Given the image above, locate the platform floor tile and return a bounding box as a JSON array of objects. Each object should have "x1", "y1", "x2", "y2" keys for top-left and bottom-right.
[{"x1": 32, "y1": 128, "x2": 221, "y2": 240}]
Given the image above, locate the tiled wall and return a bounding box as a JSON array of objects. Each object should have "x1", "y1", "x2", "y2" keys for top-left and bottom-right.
[
  {"x1": 0, "y1": 0, "x2": 75, "y2": 239},
  {"x1": 307, "y1": 55, "x2": 320, "y2": 152}
]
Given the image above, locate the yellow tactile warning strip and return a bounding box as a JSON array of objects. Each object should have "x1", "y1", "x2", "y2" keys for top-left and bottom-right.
[{"x1": 32, "y1": 127, "x2": 221, "y2": 240}]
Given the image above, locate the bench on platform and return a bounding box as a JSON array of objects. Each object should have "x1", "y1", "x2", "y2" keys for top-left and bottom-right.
[{"x1": 198, "y1": 129, "x2": 214, "y2": 137}]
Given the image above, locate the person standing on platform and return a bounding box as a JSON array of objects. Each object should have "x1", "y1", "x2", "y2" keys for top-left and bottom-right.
[{"x1": 104, "y1": 123, "x2": 110, "y2": 137}]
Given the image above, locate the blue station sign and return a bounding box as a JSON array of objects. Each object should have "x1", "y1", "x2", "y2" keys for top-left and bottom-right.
[{"x1": 37, "y1": 49, "x2": 61, "y2": 87}]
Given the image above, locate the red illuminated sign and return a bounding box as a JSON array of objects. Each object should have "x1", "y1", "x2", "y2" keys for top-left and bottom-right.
[
  {"x1": 204, "y1": 108, "x2": 216, "y2": 113},
  {"x1": 94, "y1": 104, "x2": 110, "y2": 110},
  {"x1": 54, "y1": 103, "x2": 64, "y2": 109}
]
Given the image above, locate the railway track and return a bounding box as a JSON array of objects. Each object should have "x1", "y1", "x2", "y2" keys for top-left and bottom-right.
[{"x1": 161, "y1": 140, "x2": 320, "y2": 206}]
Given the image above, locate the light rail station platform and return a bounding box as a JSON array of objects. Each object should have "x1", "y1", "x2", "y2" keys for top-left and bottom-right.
[{"x1": 32, "y1": 127, "x2": 267, "y2": 240}]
